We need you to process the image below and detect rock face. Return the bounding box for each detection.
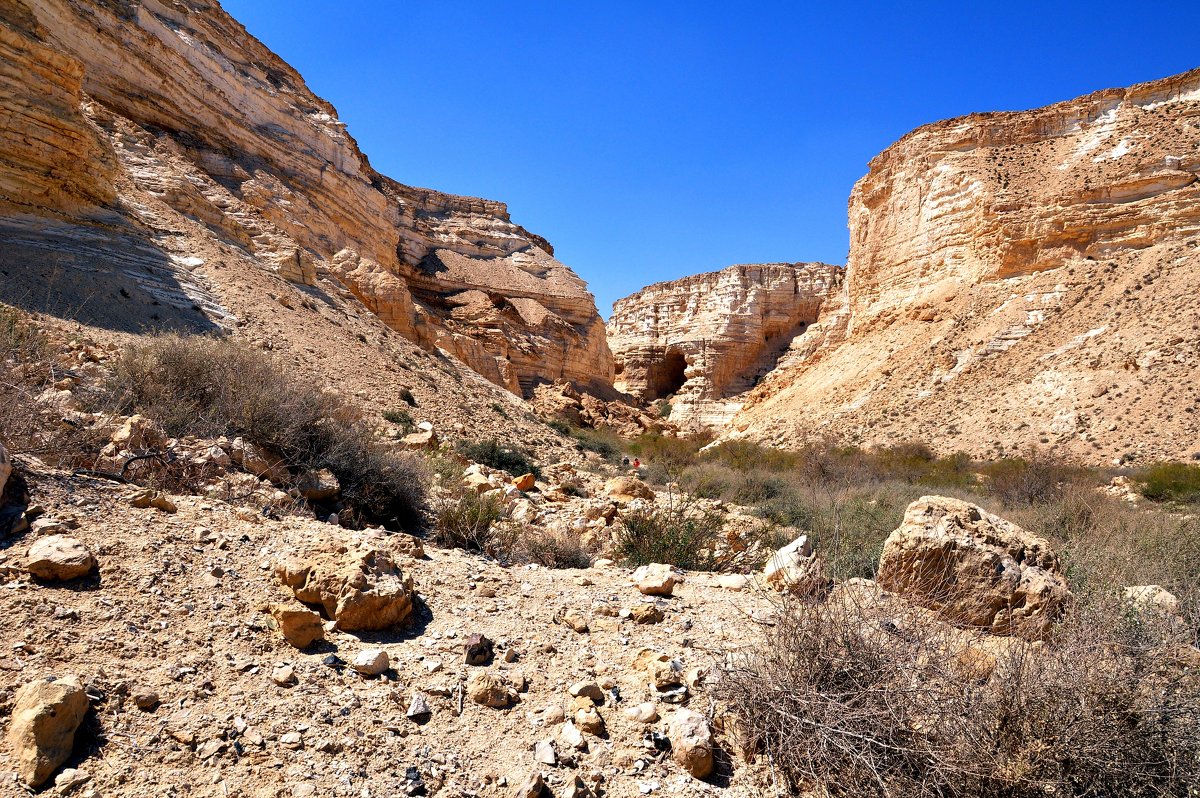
[608,262,841,428]
[7,675,90,787]
[0,0,612,397]
[877,496,1071,639]
[617,69,1200,463]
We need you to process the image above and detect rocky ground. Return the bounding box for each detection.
[0,457,780,798]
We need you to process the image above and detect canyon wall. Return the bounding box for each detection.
[616,68,1200,463]
[607,263,841,428]
[737,67,1200,463]
[0,0,613,396]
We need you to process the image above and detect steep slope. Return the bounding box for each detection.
[607,263,842,428]
[0,0,613,396]
[616,68,1200,464]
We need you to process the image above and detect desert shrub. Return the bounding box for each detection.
[383,408,414,430]
[700,439,801,472]
[109,335,425,529]
[397,387,417,407]
[546,419,572,436]
[455,439,539,478]
[1132,461,1200,504]
[432,490,507,554]
[615,494,725,571]
[979,450,1088,506]
[566,425,624,464]
[510,525,596,569]
[724,593,1200,798]
[657,400,672,418]
[625,433,710,476]
[0,304,47,366]
[680,462,738,500]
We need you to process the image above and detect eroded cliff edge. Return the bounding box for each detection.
[614,68,1200,463]
[0,0,613,396]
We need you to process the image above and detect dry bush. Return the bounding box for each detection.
[980,449,1091,506]
[724,592,1200,798]
[509,524,596,569]
[110,335,425,529]
[432,490,507,555]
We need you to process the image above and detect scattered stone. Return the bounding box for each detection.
[574,704,604,735]
[401,422,438,450]
[513,771,546,798]
[53,767,91,793]
[25,535,96,581]
[541,704,566,725]
[407,694,432,721]
[1125,584,1180,615]
[351,648,390,676]
[296,468,340,501]
[558,721,585,750]
[604,476,654,502]
[568,681,604,703]
[270,605,325,649]
[7,675,90,787]
[464,633,494,666]
[562,775,591,798]
[716,574,749,591]
[534,739,557,765]
[279,731,303,750]
[559,608,589,633]
[877,496,1072,639]
[624,702,658,724]
[271,664,297,686]
[630,604,664,624]
[513,473,536,492]
[468,670,516,708]
[632,564,676,596]
[668,707,714,779]
[133,690,160,712]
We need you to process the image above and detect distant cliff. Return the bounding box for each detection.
[0,0,613,396]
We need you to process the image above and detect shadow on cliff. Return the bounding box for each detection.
[0,216,222,336]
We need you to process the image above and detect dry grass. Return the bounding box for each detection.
[724,591,1200,798]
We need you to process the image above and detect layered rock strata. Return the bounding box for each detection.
[0,0,612,396]
[617,68,1200,462]
[607,262,841,428]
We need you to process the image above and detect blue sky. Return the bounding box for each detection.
[223,1,1200,316]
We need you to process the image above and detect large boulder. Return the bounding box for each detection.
[276,534,416,631]
[877,496,1070,639]
[26,536,97,581]
[7,676,90,787]
[604,476,654,502]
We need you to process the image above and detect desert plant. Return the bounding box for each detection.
[383,408,414,431]
[1132,461,1200,504]
[109,334,426,529]
[432,490,507,555]
[724,592,1200,798]
[510,524,596,569]
[455,438,540,478]
[979,450,1087,506]
[615,491,725,571]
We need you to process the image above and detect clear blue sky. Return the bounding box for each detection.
[222,1,1200,316]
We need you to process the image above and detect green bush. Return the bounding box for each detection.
[615,495,725,571]
[455,439,540,478]
[110,335,426,529]
[979,450,1086,506]
[383,408,414,430]
[1132,461,1200,504]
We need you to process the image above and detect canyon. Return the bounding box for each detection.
[613,68,1200,463]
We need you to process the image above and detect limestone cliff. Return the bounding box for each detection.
[0,0,613,396]
[617,68,1200,463]
[607,263,842,428]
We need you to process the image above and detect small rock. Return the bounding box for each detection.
[541,704,565,725]
[559,608,589,634]
[464,633,494,666]
[632,564,676,596]
[129,489,177,513]
[574,705,604,735]
[568,681,604,703]
[406,694,432,721]
[558,721,586,750]
[513,473,536,492]
[133,690,160,712]
[668,707,714,779]
[1124,584,1180,615]
[468,670,516,708]
[716,574,749,591]
[25,536,96,581]
[604,476,654,502]
[271,664,297,686]
[561,775,591,798]
[351,648,390,676]
[7,675,90,787]
[534,739,557,765]
[279,731,303,750]
[53,767,91,792]
[624,702,658,724]
[513,771,546,798]
[270,605,325,649]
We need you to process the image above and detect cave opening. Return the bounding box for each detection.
[649,347,688,400]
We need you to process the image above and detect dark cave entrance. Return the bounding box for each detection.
[648,347,688,400]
